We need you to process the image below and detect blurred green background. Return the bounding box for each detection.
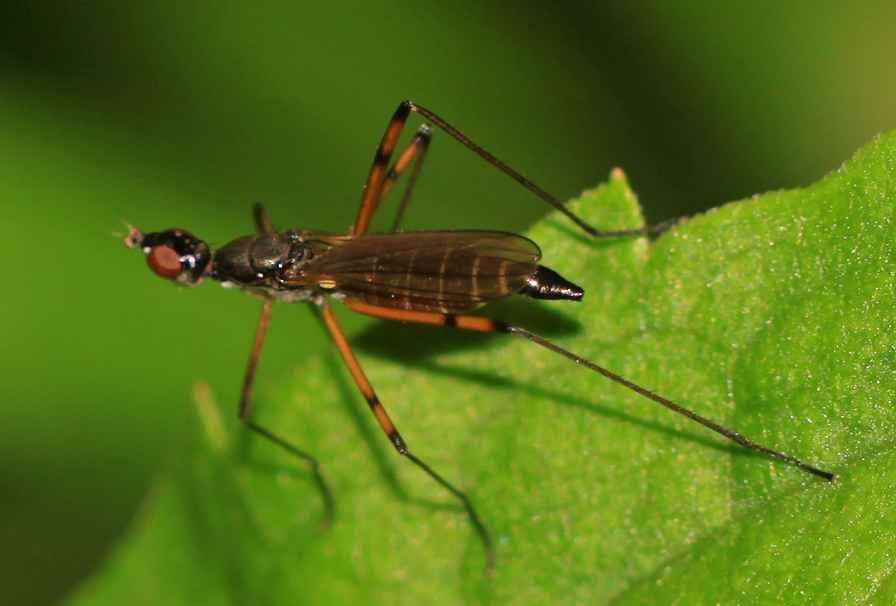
[1,2,894,604]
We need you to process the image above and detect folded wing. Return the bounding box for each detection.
[288,230,541,313]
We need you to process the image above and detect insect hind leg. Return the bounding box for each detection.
[343,299,835,482]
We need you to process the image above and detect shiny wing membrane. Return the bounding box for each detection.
[289,230,541,313]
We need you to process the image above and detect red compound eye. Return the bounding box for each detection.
[146,245,182,279]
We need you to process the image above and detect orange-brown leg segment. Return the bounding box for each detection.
[344,300,836,482]
[382,124,432,232]
[354,100,679,238]
[238,299,336,530]
[317,295,494,571]
[352,115,433,235]
[352,103,412,235]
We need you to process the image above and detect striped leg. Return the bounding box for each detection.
[352,121,433,234]
[316,295,494,571]
[353,102,413,235]
[354,100,679,238]
[381,124,432,232]
[238,299,336,530]
[344,300,836,482]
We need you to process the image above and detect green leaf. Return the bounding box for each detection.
[68,131,896,605]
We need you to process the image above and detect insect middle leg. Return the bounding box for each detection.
[380,124,433,232]
[354,100,678,238]
[351,122,433,234]
[315,294,494,570]
[353,112,436,234]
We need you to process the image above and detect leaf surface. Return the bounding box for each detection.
[69,131,896,605]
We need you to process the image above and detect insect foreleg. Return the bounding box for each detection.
[238,299,335,530]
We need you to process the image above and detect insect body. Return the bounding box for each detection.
[123,101,835,571]
[211,229,582,309]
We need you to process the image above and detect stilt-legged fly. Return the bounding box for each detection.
[122,100,835,571]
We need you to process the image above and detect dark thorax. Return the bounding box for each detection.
[211,231,320,302]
